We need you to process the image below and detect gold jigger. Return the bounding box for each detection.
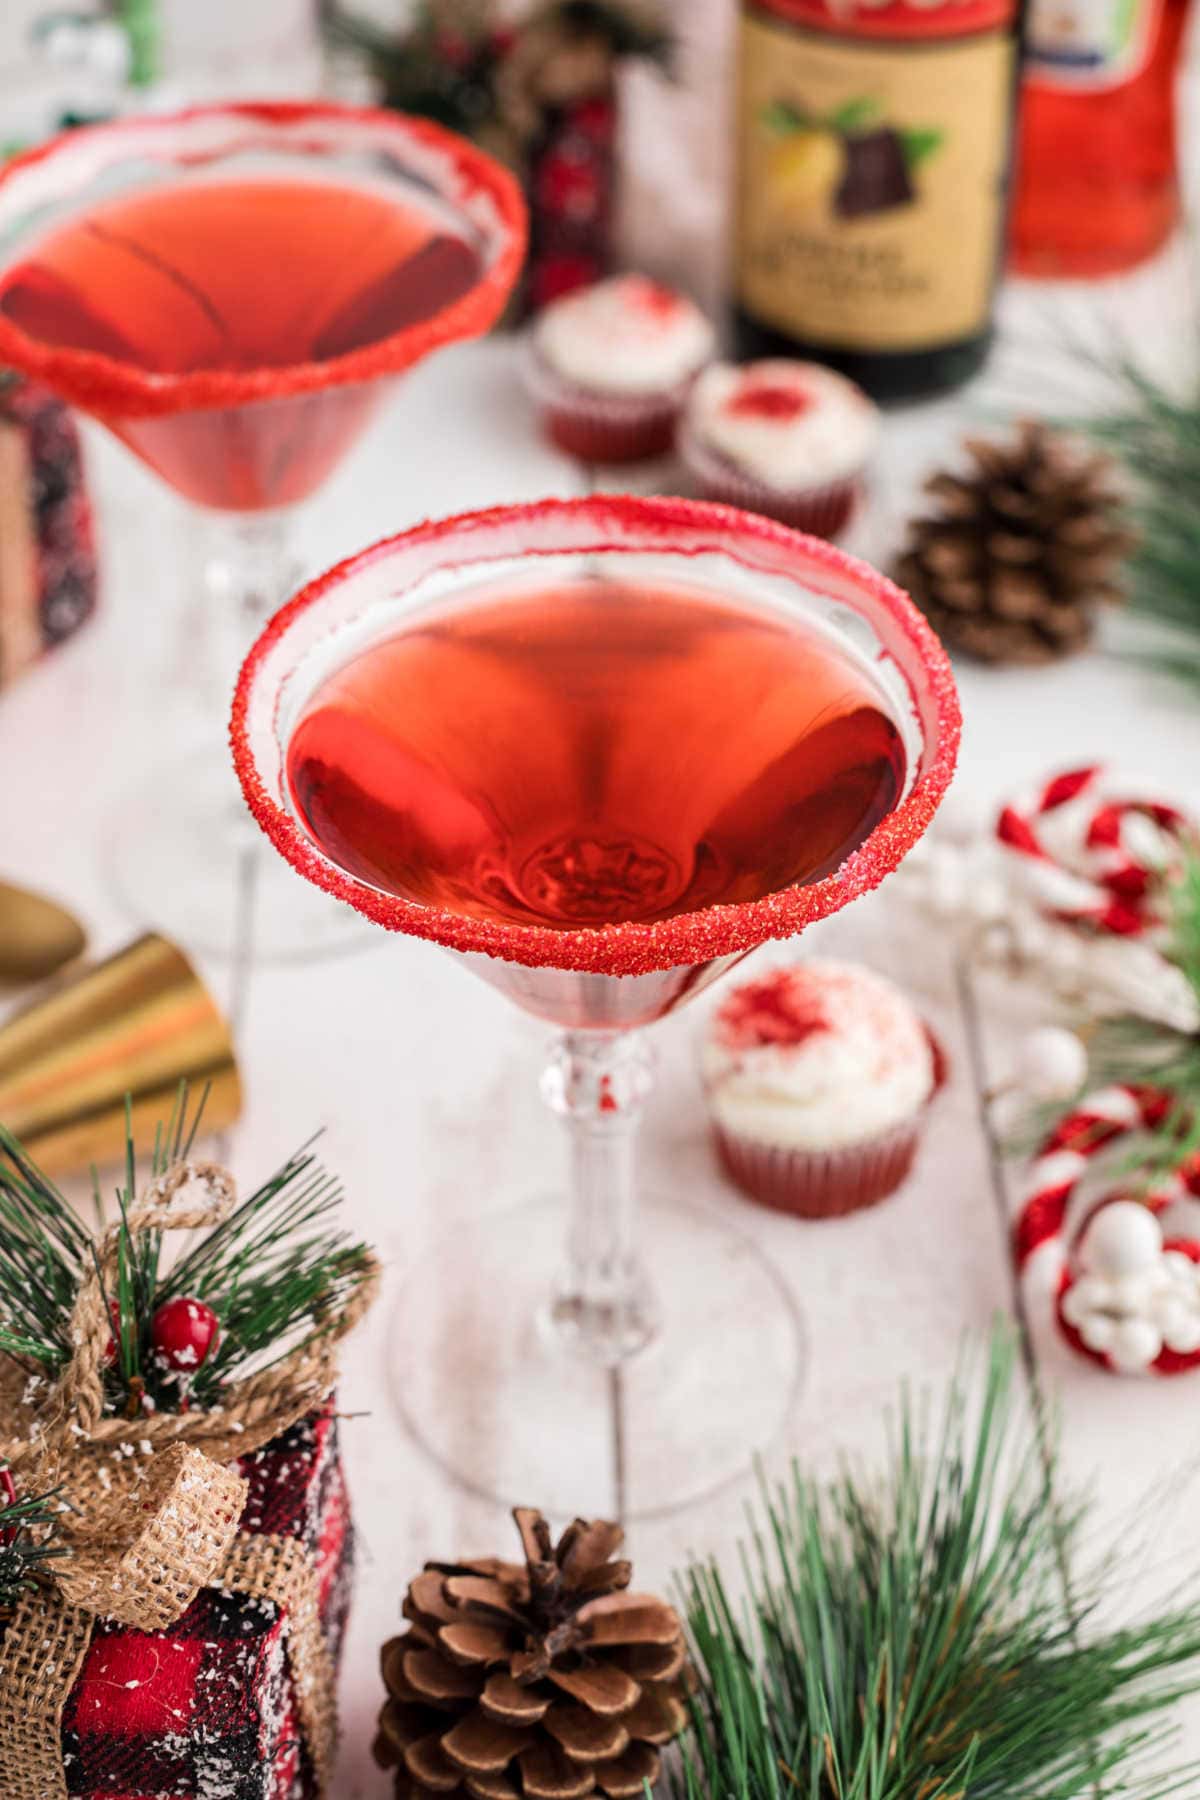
[0,879,87,984]
[0,934,241,1174]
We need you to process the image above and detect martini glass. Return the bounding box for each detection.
[0,101,525,957]
[232,495,960,1516]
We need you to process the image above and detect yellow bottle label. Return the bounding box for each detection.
[736,6,1017,352]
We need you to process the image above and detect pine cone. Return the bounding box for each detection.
[897,421,1135,665]
[374,1508,688,1800]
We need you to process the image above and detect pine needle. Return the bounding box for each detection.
[0,1097,374,1415]
[0,1482,70,1610]
[678,1331,1200,1800]
[1076,351,1200,687]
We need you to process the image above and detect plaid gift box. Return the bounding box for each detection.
[0,372,97,689]
[53,1400,353,1800]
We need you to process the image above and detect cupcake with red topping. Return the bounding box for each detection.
[679,359,878,538]
[526,273,715,464]
[703,960,939,1218]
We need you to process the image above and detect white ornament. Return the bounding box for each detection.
[1109,1271,1160,1315]
[1108,1316,1163,1373]
[1061,1275,1113,1328]
[1079,1201,1163,1280]
[1163,1250,1198,1281]
[1078,1313,1117,1354]
[1156,1299,1200,1356]
[988,1088,1028,1142]
[1015,1027,1088,1103]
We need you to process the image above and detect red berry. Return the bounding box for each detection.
[0,1467,17,1547]
[534,146,604,223]
[151,1297,220,1374]
[103,1298,122,1366]
[529,251,603,311]
[568,97,616,143]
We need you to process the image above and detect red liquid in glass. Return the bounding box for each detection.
[0,178,483,509]
[286,575,907,932]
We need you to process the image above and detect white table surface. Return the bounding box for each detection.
[4,255,1200,1795]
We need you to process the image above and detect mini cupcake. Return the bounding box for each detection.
[702,960,938,1218]
[526,274,715,464]
[679,359,878,538]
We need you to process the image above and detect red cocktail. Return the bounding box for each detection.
[0,103,525,954]
[286,576,905,940]
[234,495,960,1513]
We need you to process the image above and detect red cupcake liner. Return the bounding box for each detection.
[710,1025,946,1219]
[677,415,865,540]
[523,340,694,465]
[712,1115,925,1219]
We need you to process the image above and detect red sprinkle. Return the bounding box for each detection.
[232,495,961,980]
[727,382,813,422]
[716,971,830,1050]
[625,277,682,319]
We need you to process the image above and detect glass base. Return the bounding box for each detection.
[389,1193,805,1519]
[103,744,374,962]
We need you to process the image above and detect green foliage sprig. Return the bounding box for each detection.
[679,1333,1200,1800]
[323,0,672,140]
[0,1482,69,1612]
[1074,849,1200,1181]
[0,1091,374,1415]
[1079,354,1200,688]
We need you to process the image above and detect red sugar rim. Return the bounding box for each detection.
[231,494,962,977]
[0,99,528,419]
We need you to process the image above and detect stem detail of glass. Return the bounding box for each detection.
[203,511,302,716]
[541,1030,658,1364]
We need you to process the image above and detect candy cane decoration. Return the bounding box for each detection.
[996,764,1190,940]
[1014,1084,1200,1375]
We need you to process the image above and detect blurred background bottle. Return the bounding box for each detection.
[732,0,1024,402]
[1011,0,1190,276]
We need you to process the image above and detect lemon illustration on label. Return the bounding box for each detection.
[760,96,944,222]
[768,128,846,212]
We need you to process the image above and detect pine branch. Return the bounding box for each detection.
[1072,848,1200,1182]
[156,1141,374,1407]
[0,1094,374,1416]
[1077,353,1200,688]
[547,1,674,63]
[0,1126,93,1368]
[0,1482,69,1611]
[678,1332,1200,1800]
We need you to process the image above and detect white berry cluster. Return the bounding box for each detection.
[1062,1200,1200,1373]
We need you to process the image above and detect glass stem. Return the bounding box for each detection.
[541,1029,658,1364]
[202,510,302,718]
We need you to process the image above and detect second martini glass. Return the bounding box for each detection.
[233,496,960,1515]
[0,100,525,957]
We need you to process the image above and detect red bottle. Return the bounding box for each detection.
[1011,0,1190,277]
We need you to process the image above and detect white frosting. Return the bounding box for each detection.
[703,960,934,1151]
[534,275,715,396]
[686,359,879,487]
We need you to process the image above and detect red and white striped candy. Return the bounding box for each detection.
[996,764,1191,940]
[1014,1083,1200,1376]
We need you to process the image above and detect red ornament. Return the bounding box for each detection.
[1014,1083,1200,1377]
[0,1465,17,1547]
[150,1297,220,1374]
[102,1298,122,1366]
[534,144,604,224]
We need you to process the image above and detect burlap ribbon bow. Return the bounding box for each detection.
[0,1160,379,1800]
